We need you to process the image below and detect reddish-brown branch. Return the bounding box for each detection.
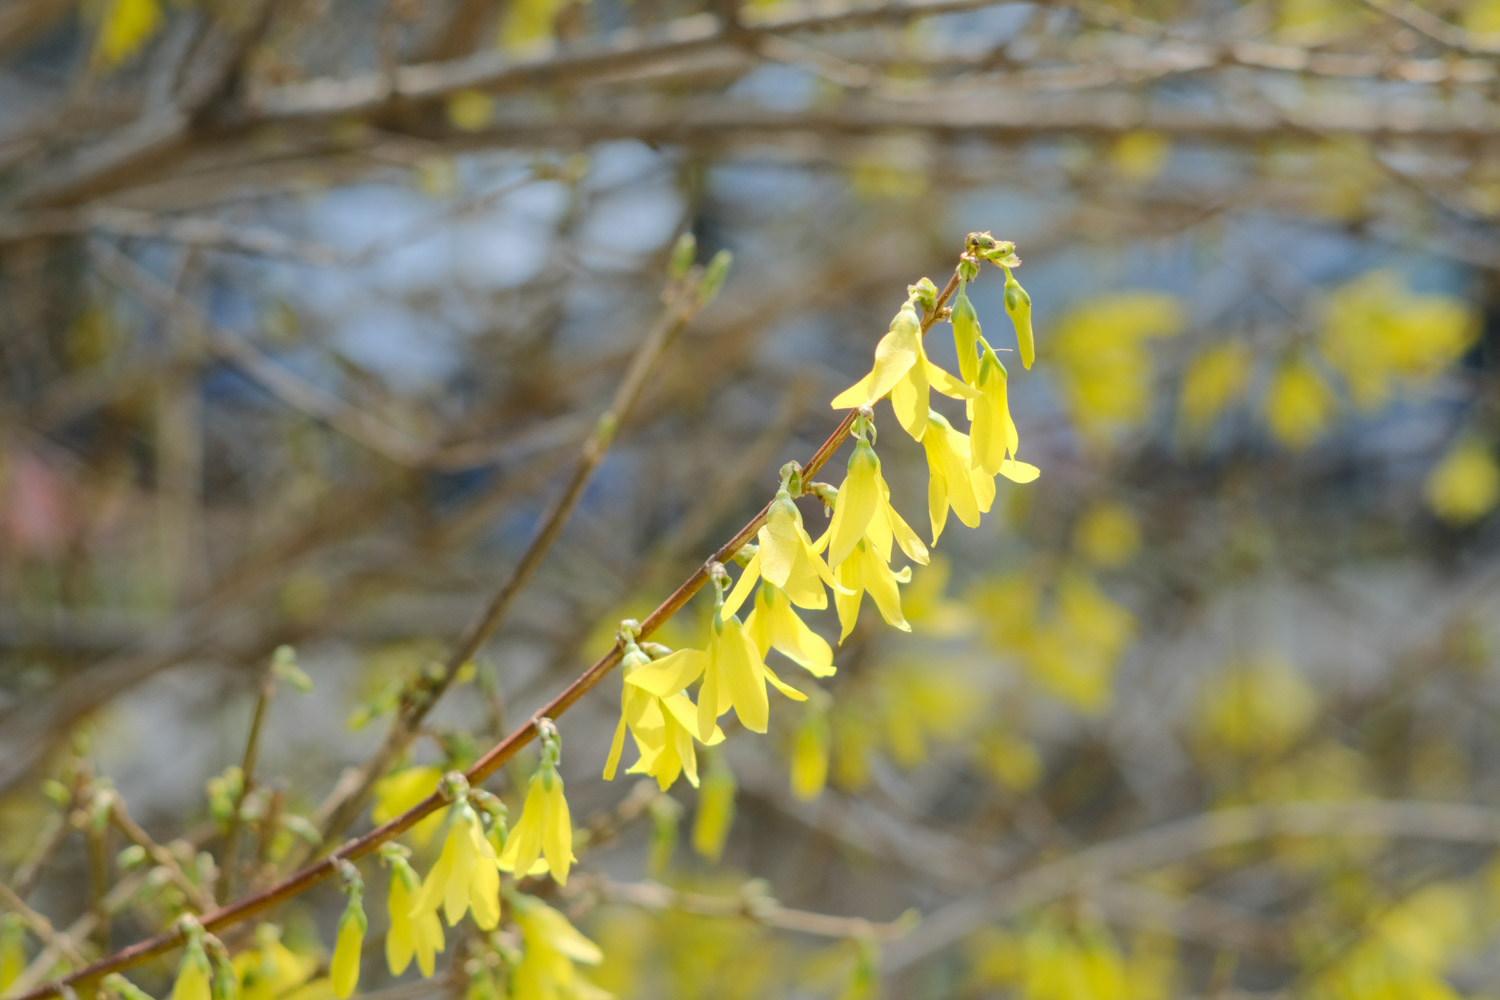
[9,252,967,1000]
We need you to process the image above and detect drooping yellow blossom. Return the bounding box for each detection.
[329,896,366,999]
[604,642,664,782]
[832,538,912,641]
[606,637,725,791]
[1177,341,1252,438]
[171,941,213,1000]
[1424,438,1500,526]
[789,709,830,801]
[970,343,1039,483]
[627,610,806,741]
[625,690,725,791]
[372,766,445,847]
[510,894,608,1000]
[1264,357,1337,450]
[498,756,575,886]
[692,753,736,862]
[412,801,501,929]
[827,437,882,569]
[921,412,996,543]
[831,299,976,440]
[744,582,835,677]
[824,436,929,570]
[385,854,444,978]
[753,490,840,608]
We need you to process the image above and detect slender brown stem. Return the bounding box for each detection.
[9,248,968,1000]
[219,667,278,900]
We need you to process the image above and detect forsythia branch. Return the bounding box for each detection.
[6,239,971,1000]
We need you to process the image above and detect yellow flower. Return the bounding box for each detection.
[831,300,976,440]
[171,943,212,1000]
[510,894,608,1000]
[372,766,445,847]
[607,640,726,791]
[752,491,840,608]
[411,802,501,929]
[921,412,996,543]
[604,643,668,781]
[832,538,912,641]
[970,344,1039,483]
[1264,358,1336,450]
[626,614,806,741]
[498,762,575,886]
[385,856,444,978]
[1424,438,1500,525]
[330,899,366,999]
[825,438,929,570]
[744,582,834,677]
[625,690,725,791]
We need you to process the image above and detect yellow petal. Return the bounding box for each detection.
[761,661,808,702]
[330,912,364,999]
[541,781,573,885]
[502,782,546,887]
[1000,459,1040,484]
[827,441,881,568]
[925,357,980,400]
[830,371,876,409]
[718,618,770,733]
[889,360,929,441]
[661,692,724,745]
[602,713,629,782]
[883,488,930,566]
[722,552,761,619]
[860,548,911,632]
[833,555,864,642]
[697,657,722,743]
[970,355,1011,477]
[758,497,802,589]
[765,592,835,677]
[386,879,415,976]
[625,647,706,697]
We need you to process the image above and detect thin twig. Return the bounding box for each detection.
[218,665,279,901]
[567,875,912,941]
